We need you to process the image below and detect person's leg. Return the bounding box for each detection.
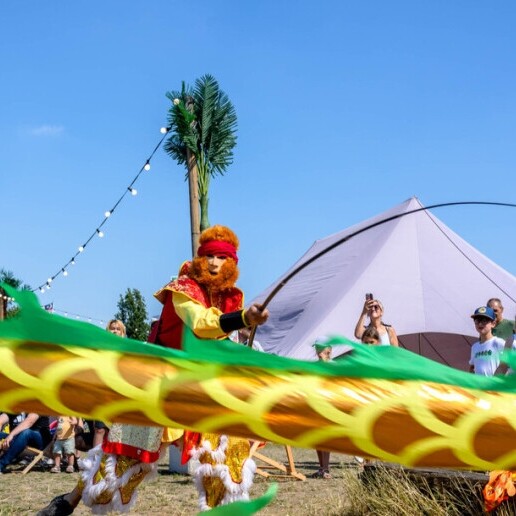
[0,429,42,472]
[320,451,331,477]
[65,454,75,473]
[36,487,80,516]
[52,453,62,473]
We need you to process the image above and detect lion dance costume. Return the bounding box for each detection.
[38,225,257,515]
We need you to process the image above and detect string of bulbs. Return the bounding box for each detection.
[45,306,107,327]
[35,126,171,294]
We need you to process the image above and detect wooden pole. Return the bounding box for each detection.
[186,96,200,257]
[186,148,200,257]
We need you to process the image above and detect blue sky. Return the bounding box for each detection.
[2,1,515,325]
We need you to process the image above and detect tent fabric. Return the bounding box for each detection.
[255,197,516,369]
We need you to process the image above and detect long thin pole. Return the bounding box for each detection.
[248,200,516,347]
[186,97,200,257]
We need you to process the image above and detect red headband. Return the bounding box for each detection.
[197,241,238,263]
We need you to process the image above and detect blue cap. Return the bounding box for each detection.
[471,306,495,321]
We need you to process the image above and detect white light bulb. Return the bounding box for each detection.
[144,163,151,171]
[97,230,104,238]
[40,287,45,293]
[104,211,111,218]
[131,188,138,196]
[71,259,76,265]
[63,270,68,277]
[160,127,168,134]
[173,98,180,105]
[79,246,84,252]
[47,277,53,283]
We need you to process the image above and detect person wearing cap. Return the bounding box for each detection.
[311,337,333,478]
[468,306,513,376]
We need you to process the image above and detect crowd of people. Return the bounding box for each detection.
[307,295,515,479]
[0,224,514,513]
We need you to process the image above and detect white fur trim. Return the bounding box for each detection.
[193,435,256,511]
[79,446,157,514]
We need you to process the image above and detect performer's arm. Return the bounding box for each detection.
[173,292,269,339]
[173,292,229,339]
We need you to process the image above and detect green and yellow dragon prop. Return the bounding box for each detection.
[1,284,516,472]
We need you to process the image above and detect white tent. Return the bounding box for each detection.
[255,197,516,370]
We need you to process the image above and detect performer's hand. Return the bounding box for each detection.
[244,303,269,327]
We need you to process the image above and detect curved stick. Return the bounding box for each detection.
[248,200,516,347]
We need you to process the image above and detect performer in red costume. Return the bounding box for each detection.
[152,224,269,510]
[37,225,269,515]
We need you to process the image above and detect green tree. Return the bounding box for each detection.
[0,269,31,320]
[165,74,238,253]
[115,288,150,341]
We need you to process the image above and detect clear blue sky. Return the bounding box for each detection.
[2,1,515,325]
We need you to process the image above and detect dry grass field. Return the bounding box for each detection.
[0,445,512,515]
[0,446,355,516]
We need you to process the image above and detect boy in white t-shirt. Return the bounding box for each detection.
[469,306,508,376]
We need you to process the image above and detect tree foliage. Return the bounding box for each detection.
[114,288,150,341]
[0,269,31,320]
[164,74,238,230]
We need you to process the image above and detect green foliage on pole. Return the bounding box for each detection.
[115,288,150,341]
[164,74,238,231]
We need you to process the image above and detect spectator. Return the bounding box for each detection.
[231,327,265,352]
[354,298,399,346]
[92,320,128,448]
[311,337,333,479]
[469,306,514,375]
[361,327,381,345]
[487,298,514,343]
[74,419,94,453]
[0,412,51,473]
[51,416,78,473]
[106,319,126,338]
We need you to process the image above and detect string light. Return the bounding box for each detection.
[34,127,169,294]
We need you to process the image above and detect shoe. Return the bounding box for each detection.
[50,466,60,473]
[36,494,74,516]
[65,465,74,473]
[311,469,331,479]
